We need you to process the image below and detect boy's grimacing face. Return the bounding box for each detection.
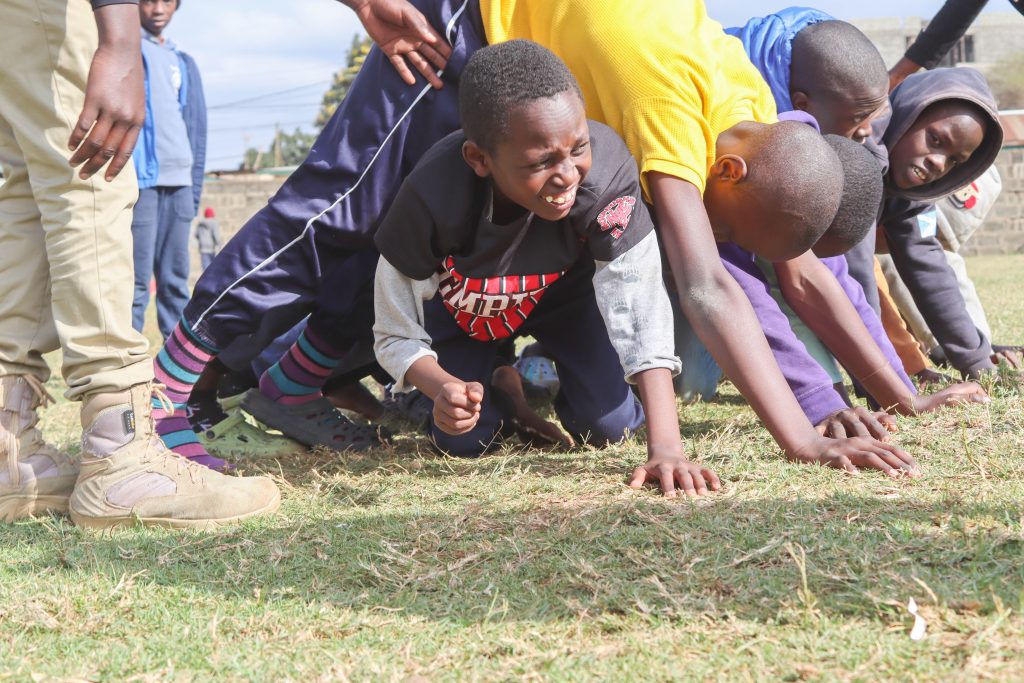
[887,101,986,190]
[792,85,888,142]
[462,91,592,223]
[139,0,178,36]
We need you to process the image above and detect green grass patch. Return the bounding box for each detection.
[3,255,1024,681]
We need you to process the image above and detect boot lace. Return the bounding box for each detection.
[144,384,205,484]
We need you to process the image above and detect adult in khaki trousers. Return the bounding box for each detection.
[0,0,279,528]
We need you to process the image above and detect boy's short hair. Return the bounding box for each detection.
[459,40,584,152]
[743,121,843,253]
[812,135,884,257]
[790,20,887,98]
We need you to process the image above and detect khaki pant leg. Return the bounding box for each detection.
[0,115,58,384]
[0,0,152,401]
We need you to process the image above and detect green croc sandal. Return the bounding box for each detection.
[198,410,305,460]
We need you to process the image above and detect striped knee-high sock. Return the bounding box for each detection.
[258,327,341,403]
[153,321,226,469]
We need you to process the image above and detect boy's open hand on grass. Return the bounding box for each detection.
[348,0,452,88]
[790,435,920,478]
[816,407,897,441]
[911,381,989,413]
[432,381,484,435]
[629,447,721,498]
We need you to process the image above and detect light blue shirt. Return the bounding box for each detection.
[141,31,193,187]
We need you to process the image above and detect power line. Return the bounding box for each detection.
[209,120,315,133]
[210,102,324,110]
[207,80,330,110]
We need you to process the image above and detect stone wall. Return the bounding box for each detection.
[197,173,287,243]
[964,147,1024,255]
[188,172,287,284]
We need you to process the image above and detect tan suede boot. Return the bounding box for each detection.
[0,375,78,522]
[69,383,281,529]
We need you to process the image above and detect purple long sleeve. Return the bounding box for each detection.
[718,244,849,425]
[820,255,916,394]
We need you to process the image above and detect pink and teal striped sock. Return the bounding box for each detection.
[258,327,341,404]
[153,321,227,470]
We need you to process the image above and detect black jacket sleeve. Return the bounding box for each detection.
[904,0,989,69]
[881,198,995,377]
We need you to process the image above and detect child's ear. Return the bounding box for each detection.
[791,90,811,112]
[712,154,748,183]
[462,140,492,178]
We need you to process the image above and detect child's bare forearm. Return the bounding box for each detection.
[405,356,464,401]
[773,254,915,414]
[633,367,684,458]
[647,173,829,458]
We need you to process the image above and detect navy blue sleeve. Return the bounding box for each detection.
[904,0,988,69]
[91,0,139,8]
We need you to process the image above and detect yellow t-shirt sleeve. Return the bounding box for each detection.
[623,96,714,199]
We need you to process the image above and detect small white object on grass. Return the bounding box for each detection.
[907,597,927,640]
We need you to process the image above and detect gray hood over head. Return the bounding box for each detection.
[872,67,1003,202]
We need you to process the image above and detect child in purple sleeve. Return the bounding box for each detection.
[677,11,989,440]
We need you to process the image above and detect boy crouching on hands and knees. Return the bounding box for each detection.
[373,41,718,497]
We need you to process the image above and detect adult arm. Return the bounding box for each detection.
[882,202,995,378]
[69,2,145,181]
[649,173,916,477]
[336,0,451,88]
[890,0,989,89]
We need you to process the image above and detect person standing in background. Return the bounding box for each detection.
[131,0,207,339]
[195,206,221,271]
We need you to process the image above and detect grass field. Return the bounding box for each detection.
[2,255,1023,682]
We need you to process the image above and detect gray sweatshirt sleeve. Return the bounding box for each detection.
[373,257,440,393]
[882,200,995,377]
[592,230,681,382]
[91,0,138,7]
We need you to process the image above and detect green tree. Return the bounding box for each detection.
[316,34,373,129]
[242,127,318,171]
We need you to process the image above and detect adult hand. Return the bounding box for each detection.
[815,406,897,441]
[432,381,483,435]
[912,382,989,413]
[629,446,721,498]
[69,5,145,181]
[790,435,920,478]
[351,0,452,88]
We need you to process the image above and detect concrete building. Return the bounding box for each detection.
[850,11,1023,73]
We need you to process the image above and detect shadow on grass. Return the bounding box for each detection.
[3,490,1020,628]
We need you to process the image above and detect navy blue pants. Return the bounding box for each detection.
[181,0,484,363]
[132,186,193,338]
[424,258,645,457]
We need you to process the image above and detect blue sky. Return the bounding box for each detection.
[164,1,1006,171]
